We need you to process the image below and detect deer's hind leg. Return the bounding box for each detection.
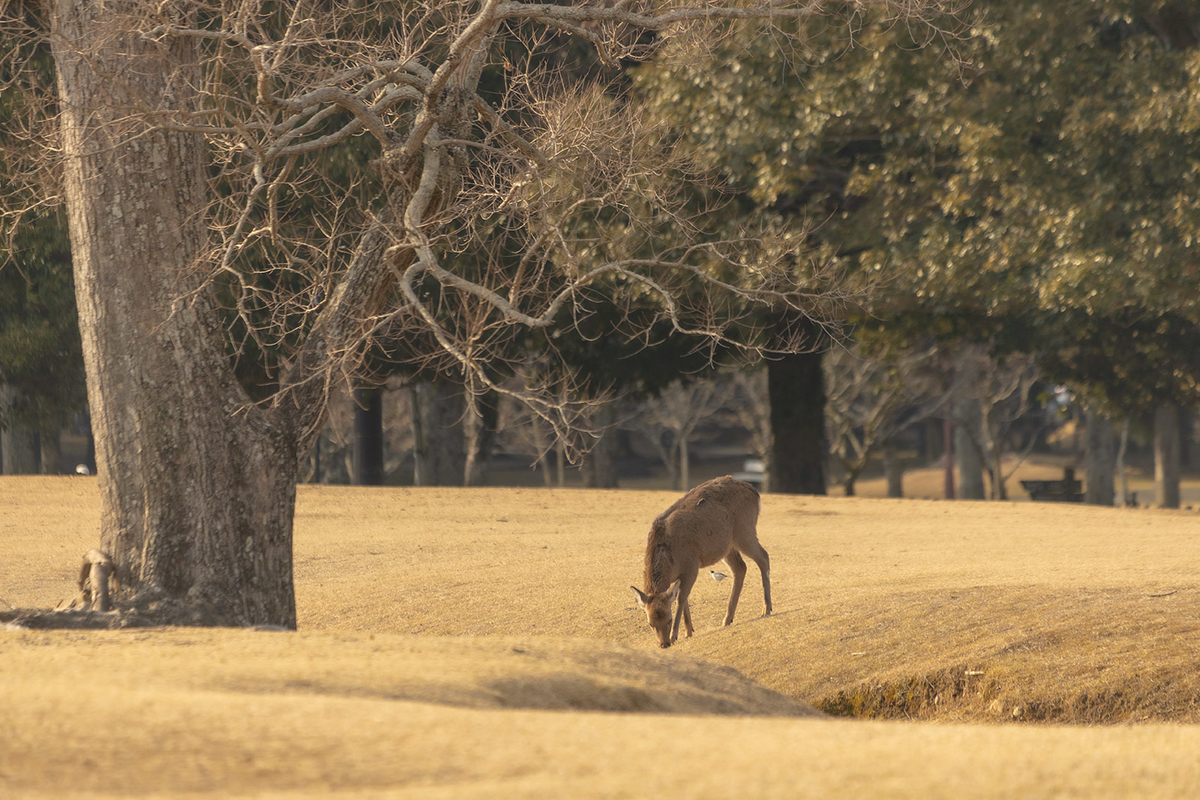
[739,539,772,616]
[722,550,748,626]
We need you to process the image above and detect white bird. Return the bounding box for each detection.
[710,570,729,582]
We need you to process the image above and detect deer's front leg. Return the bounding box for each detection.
[670,572,698,642]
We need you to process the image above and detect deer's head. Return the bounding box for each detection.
[630,581,680,648]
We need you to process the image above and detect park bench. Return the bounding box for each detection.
[1020,467,1083,503]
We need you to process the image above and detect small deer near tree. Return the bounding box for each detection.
[631,477,771,648]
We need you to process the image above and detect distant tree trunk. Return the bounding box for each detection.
[1084,407,1115,506]
[583,404,619,488]
[411,381,466,486]
[767,351,827,495]
[52,3,299,626]
[1154,404,1182,508]
[679,435,691,490]
[555,439,567,487]
[1180,409,1195,470]
[1117,419,1131,506]
[39,425,62,474]
[352,384,385,486]
[1,426,40,474]
[1,383,38,474]
[883,436,904,498]
[82,407,96,475]
[920,417,942,464]
[942,417,955,499]
[955,397,986,500]
[464,389,499,486]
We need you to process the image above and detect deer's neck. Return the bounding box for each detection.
[644,520,675,592]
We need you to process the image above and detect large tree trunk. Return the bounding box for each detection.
[52,1,299,627]
[352,384,385,486]
[767,351,827,495]
[1154,404,1182,509]
[1084,407,1115,506]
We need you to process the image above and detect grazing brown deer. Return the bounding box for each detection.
[630,476,771,648]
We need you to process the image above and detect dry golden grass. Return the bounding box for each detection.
[4,476,1200,797]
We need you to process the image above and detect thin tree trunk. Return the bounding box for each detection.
[1084,407,1115,506]
[767,351,827,495]
[352,384,385,485]
[52,2,299,626]
[678,433,691,490]
[583,404,619,488]
[0,383,39,474]
[943,416,955,499]
[955,397,986,500]
[1154,404,1182,508]
[39,424,62,475]
[1,426,40,474]
[1117,419,1131,506]
[991,451,1008,500]
[412,381,466,486]
[555,439,566,487]
[465,390,499,486]
[883,436,904,498]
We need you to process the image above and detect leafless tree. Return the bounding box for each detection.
[2,0,962,626]
[632,376,732,490]
[951,345,1043,501]
[824,340,945,496]
[730,368,773,489]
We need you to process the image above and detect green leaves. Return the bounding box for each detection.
[638,1,1200,407]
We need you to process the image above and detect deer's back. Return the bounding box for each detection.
[657,476,761,565]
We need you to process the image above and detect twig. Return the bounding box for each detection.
[1147,590,1178,598]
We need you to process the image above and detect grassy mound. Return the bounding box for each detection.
[5,477,1200,725]
[6,477,1200,797]
[0,627,816,717]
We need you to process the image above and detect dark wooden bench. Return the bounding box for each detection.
[1020,468,1083,503]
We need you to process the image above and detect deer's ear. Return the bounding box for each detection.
[665,580,681,604]
[631,586,650,608]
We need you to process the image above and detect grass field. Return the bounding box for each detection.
[3,476,1200,798]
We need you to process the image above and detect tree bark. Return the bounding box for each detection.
[352,384,385,485]
[1084,407,1115,506]
[767,352,827,495]
[955,397,986,500]
[1154,404,1182,509]
[52,1,298,626]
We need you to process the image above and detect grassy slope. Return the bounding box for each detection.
[3,476,1200,797]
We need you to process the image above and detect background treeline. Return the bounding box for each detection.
[4,0,1199,505]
